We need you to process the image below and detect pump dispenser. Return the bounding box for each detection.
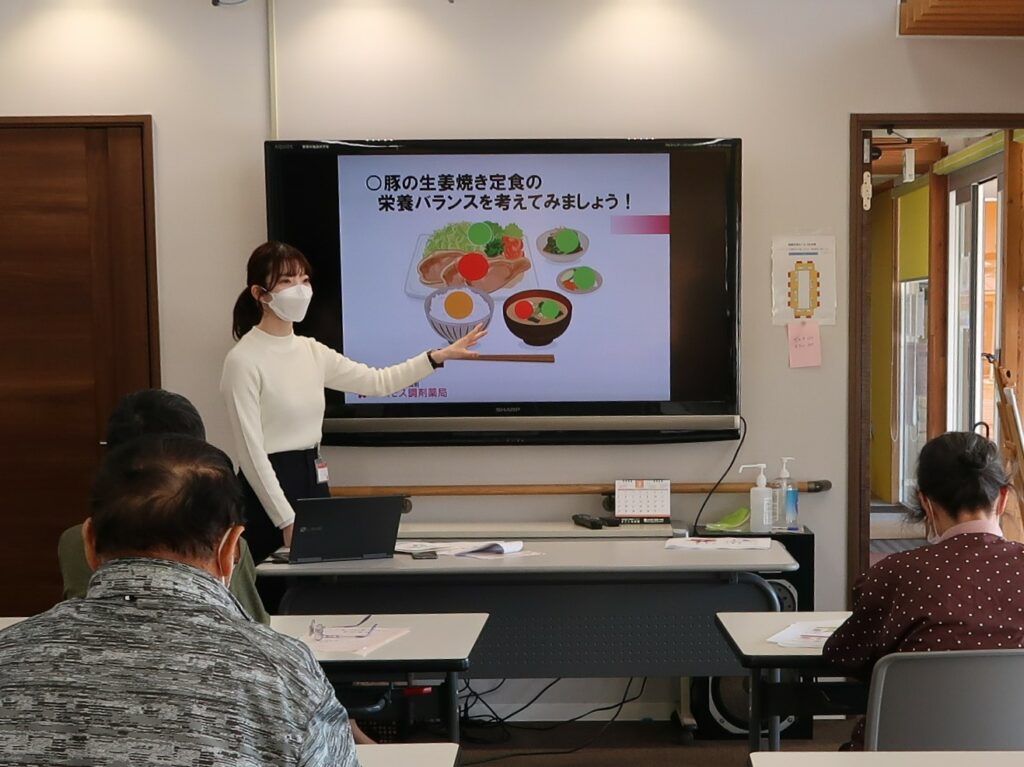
[769,457,799,531]
[739,463,773,533]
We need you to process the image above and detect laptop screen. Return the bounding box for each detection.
[289,496,405,563]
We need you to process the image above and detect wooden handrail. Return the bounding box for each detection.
[330,480,832,498]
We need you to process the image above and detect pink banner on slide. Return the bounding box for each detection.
[610,215,671,235]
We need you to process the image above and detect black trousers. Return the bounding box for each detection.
[239,447,330,564]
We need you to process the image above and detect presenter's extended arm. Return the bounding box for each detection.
[318,323,487,392]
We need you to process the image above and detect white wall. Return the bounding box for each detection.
[0,0,269,458]
[5,0,1024,720]
[270,0,1024,608]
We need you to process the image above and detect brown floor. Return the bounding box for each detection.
[455,719,851,767]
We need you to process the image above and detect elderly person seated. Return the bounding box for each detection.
[58,388,269,624]
[823,430,1024,749]
[0,434,358,766]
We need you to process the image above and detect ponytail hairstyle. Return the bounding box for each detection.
[910,431,1010,523]
[231,241,312,340]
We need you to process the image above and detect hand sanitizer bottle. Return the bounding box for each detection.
[769,457,799,531]
[739,464,772,533]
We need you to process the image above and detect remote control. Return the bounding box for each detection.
[572,513,605,530]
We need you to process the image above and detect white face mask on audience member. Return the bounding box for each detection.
[920,496,942,545]
[265,283,312,323]
[215,526,243,588]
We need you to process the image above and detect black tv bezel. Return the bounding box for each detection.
[265,137,741,446]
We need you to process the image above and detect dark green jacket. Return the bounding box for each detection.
[57,523,270,625]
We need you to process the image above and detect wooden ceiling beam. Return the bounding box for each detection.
[870,138,947,176]
[909,0,1024,13]
[901,0,1024,36]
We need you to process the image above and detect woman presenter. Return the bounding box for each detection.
[221,241,485,563]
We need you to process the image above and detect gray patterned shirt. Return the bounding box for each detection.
[0,558,359,767]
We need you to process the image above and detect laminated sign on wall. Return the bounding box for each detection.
[771,236,837,325]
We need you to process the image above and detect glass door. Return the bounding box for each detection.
[899,280,928,505]
[978,178,1003,439]
[947,173,1004,436]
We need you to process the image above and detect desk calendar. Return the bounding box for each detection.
[614,479,671,521]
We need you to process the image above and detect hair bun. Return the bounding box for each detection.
[958,451,987,470]
[959,437,997,471]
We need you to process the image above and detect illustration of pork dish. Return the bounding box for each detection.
[418,221,532,294]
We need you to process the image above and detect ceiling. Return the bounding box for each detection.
[869,129,1002,188]
[900,0,1024,36]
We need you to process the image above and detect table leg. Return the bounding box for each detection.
[768,667,781,751]
[748,666,762,752]
[446,671,460,743]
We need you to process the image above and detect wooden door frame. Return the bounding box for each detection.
[848,113,1024,601]
[0,115,159,381]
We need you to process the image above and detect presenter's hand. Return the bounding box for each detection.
[435,323,488,363]
[281,523,294,548]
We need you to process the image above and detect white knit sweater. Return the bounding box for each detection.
[221,328,434,528]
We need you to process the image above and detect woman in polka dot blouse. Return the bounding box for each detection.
[823,431,1024,749]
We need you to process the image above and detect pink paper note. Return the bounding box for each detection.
[787,320,821,368]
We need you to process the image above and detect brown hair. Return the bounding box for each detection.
[231,241,312,339]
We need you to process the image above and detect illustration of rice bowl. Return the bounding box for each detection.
[424,286,494,342]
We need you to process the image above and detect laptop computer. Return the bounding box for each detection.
[286,496,406,564]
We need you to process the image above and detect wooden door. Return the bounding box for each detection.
[847,123,874,589]
[0,117,158,615]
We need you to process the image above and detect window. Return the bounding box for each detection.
[947,170,1003,437]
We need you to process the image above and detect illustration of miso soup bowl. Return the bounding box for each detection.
[423,286,494,343]
[502,289,573,347]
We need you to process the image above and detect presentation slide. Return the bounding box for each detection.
[337,153,671,404]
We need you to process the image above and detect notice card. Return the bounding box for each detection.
[771,235,837,325]
[787,320,822,368]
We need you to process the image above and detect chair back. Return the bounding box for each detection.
[864,649,1024,750]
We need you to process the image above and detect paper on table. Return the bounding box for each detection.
[766,620,845,648]
[664,537,772,550]
[396,540,524,556]
[302,626,410,657]
[461,550,543,560]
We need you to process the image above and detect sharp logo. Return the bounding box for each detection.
[495,407,520,413]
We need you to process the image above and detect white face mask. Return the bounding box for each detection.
[266,283,312,323]
[921,498,942,544]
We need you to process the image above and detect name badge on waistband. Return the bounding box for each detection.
[315,458,329,484]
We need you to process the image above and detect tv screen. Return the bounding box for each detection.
[265,138,740,446]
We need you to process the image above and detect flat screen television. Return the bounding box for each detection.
[265,138,740,446]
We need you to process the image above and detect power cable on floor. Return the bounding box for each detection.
[461,677,643,765]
